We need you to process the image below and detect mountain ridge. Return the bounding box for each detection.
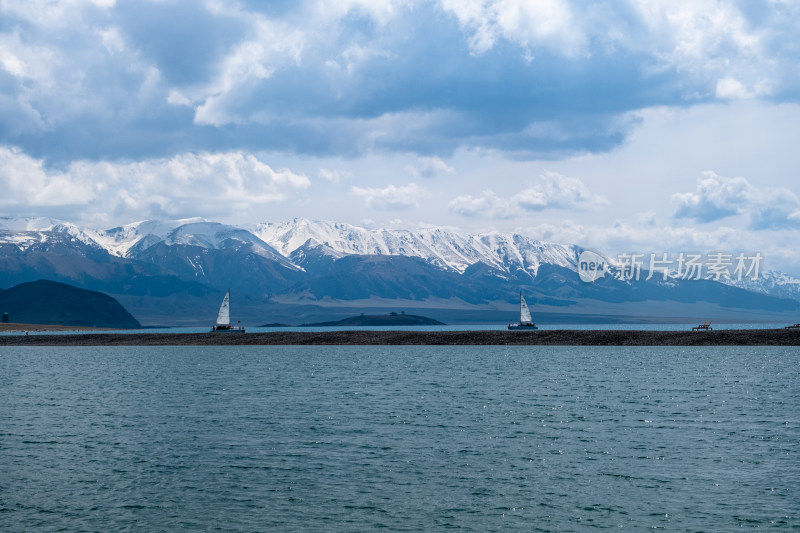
[1,216,799,326]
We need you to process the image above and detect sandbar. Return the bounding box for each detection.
[1,329,800,346]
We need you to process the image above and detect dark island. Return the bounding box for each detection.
[2,328,800,346]
[298,312,445,327]
[0,280,141,329]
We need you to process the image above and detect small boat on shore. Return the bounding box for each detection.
[211,290,245,333]
[508,292,537,330]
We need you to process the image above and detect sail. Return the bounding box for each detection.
[216,290,231,326]
[520,294,532,324]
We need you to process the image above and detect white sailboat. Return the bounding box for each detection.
[211,289,245,332]
[508,292,537,330]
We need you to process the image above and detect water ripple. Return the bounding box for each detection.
[1,345,798,531]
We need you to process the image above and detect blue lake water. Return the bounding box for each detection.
[1,322,796,335]
[1,345,798,531]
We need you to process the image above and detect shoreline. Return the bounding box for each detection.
[0,323,111,332]
[1,329,800,346]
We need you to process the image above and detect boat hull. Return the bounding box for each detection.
[211,325,246,333]
[508,323,538,330]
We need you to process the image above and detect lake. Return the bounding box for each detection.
[1,345,798,531]
[2,322,796,336]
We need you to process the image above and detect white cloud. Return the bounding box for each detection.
[171,16,306,126]
[0,146,97,205]
[632,1,760,73]
[439,0,774,98]
[0,147,310,224]
[527,218,749,258]
[0,31,55,85]
[673,171,800,229]
[350,182,428,210]
[513,171,607,211]
[448,190,513,219]
[715,77,752,99]
[316,0,404,27]
[448,172,605,219]
[405,156,456,178]
[2,0,800,165]
[748,187,800,231]
[636,211,658,227]
[0,0,799,271]
[318,168,351,183]
[173,0,406,128]
[441,0,583,56]
[714,77,771,100]
[672,171,751,221]
[0,6,174,145]
[0,0,114,28]
[523,215,800,275]
[97,26,125,55]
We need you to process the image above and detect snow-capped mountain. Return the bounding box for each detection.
[253,219,489,271]
[85,218,203,257]
[0,216,106,254]
[3,216,799,294]
[2,216,799,326]
[0,216,68,232]
[723,270,800,302]
[252,218,579,276]
[53,218,297,270]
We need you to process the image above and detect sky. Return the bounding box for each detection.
[1,0,800,272]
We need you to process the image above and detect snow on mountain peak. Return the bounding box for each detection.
[0,216,65,232]
[162,221,286,254]
[722,269,800,301]
[253,218,389,258]
[0,216,102,252]
[85,218,207,257]
[252,218,578,275]
[5,216,798,301]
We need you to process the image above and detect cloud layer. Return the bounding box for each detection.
[673,171,800,230]
[449,172,607,218]
[2,1,800,163]
[351,183,428,210]
[0,147,309,224]
[1,1,799,273]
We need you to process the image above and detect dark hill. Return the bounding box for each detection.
[300,313,445,327]
[0,279,141,328]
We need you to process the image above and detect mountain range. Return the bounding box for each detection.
[1,216,799,326]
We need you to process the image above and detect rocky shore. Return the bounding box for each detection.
[2,328,800,346]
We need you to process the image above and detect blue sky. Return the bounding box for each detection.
[1,0,799,271]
